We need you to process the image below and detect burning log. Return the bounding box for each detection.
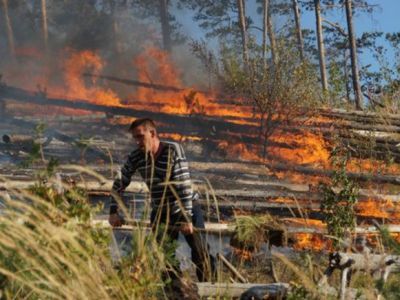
[83,73,187,93]
[0,85,257,136]
[2,85,399,166]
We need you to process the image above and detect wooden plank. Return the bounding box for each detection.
[266,162,400,185]
[91,219,400,235]
[195,282,289,298]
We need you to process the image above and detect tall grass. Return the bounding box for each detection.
[0,168,174,299]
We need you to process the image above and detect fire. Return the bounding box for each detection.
[293,233,331,251]
[130,47,252,118]
[232,247,253,260]
[283,218,326,229]
[217,141,264,162]
[269,131,330,167]
[62,50,121,107]
[271,170,328,185]
[347,158,400,175]
[303,116,335,126]
[356,199,400,221]
[5,49,122,116]
[159,132,202,142]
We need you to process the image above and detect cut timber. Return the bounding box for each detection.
[196,282,289,298]
[4,116,111,161]
[91,220,400,235]
[19,113,107,122]
[336,121,400,134]
[266,162,400,185]
[0,180,147,193]
[2,178,400,203]
[320,108,400,124]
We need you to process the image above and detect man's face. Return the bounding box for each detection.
[131,125,155,152]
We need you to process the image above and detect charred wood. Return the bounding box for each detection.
[3,116,111,162]
[0,85,259,136]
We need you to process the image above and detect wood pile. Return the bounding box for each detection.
[1,83,400,243]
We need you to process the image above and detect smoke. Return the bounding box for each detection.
[0,1,209,101]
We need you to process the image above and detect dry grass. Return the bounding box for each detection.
[0,168,174,299]
[2,164,400,299]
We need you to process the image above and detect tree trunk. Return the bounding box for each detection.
[41,0,48,51]
[237,0,249,66]
[107,0,121,55]
[266,0,277,66]
[292,0,304,60]
[345,0,363,110]
[158,0,171,51]
[314,0,328,92]
[343,50,351,102]
[1,0,15,58]
[262,0,268,64]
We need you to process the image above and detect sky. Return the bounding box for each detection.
[175,1,400,73]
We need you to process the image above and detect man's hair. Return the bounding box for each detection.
[129,118,157,131]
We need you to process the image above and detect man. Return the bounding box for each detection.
[109,118,215,282]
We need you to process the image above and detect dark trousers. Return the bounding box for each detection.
[150,204,216,282]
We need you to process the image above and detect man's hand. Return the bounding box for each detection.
[109,213,124,227]
[180,222,194,235]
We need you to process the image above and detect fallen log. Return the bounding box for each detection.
[266,162,400,185]
[3,116,112,162]
[195,282,289,298]
[91,219,400,234]
[83,73,188,93]
[3,176,400,204]
[4,85,399,167]
[0,85,259,137]
[17,113,108,122]
[320,108,400,125]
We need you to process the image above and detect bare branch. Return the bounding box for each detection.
[322,19,347,37]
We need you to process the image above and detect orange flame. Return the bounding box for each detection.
[62,50,121,106]
[269,131,330,167]
[293,233,331,251]
[217,141,264,162]
[159,132,202,142]
[347,158,400,175]
[356,199,400,221]
[131,47,252,118]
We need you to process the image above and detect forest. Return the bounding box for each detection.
[1,0,400,299]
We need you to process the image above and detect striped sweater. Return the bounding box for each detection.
[110,141,194,220]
